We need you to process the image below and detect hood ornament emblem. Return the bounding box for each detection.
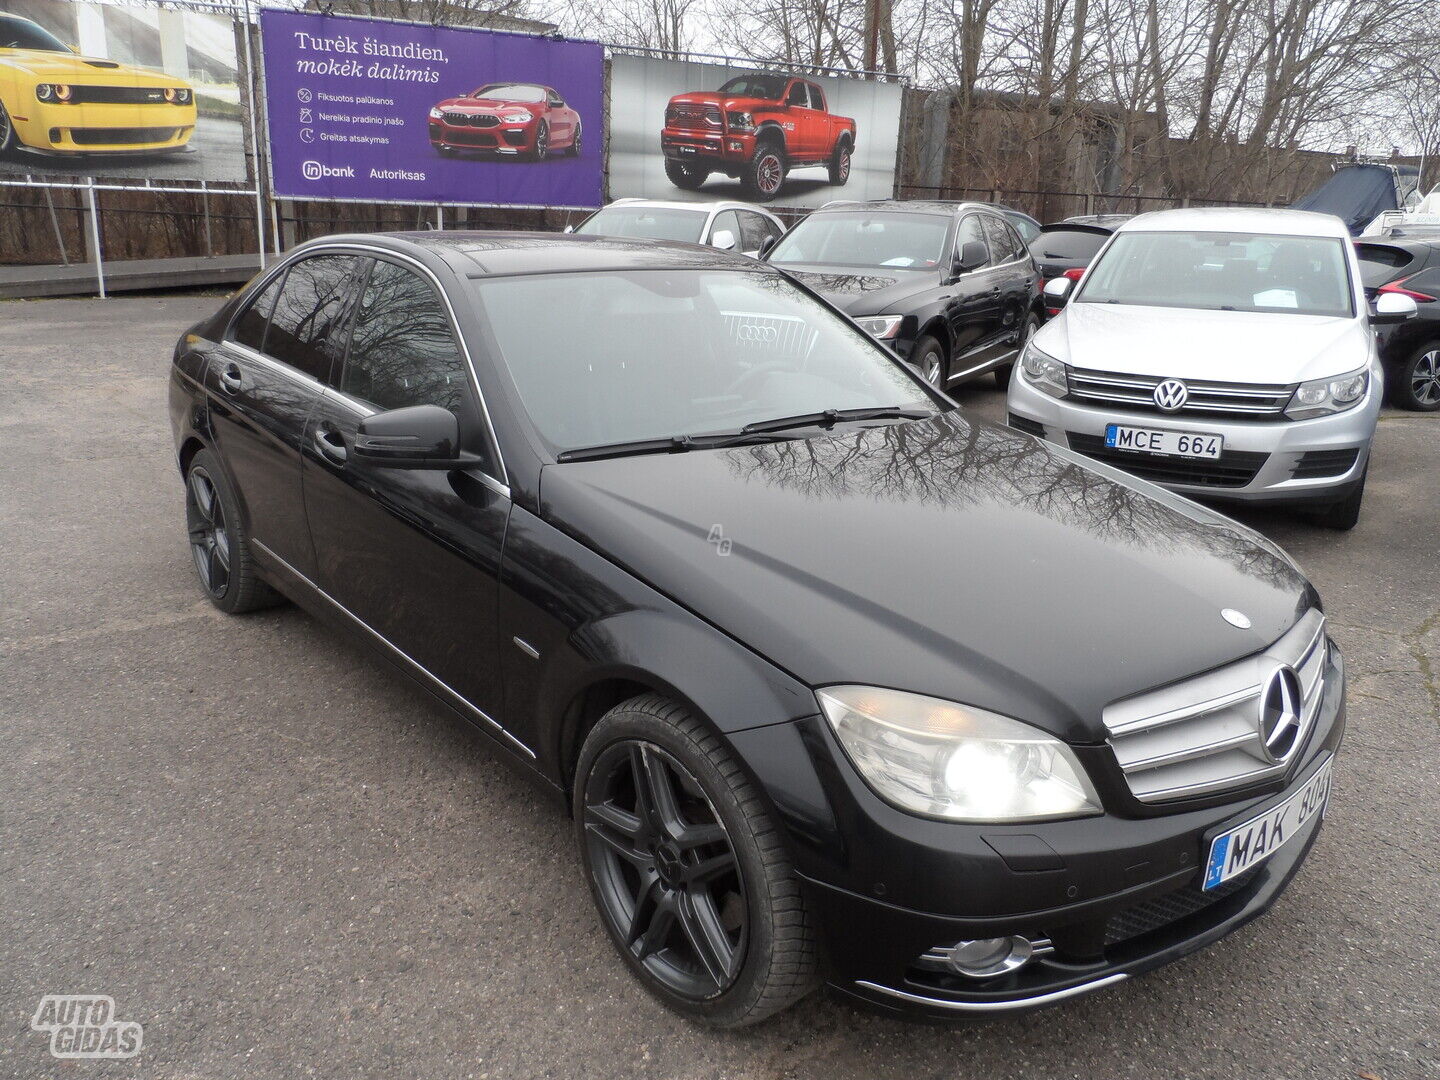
[1221,608,1251,629]
[1153,378,1189,412]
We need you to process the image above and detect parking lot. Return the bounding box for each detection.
[2,292,1438,1079]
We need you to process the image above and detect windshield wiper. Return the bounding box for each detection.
[554,408,933,463]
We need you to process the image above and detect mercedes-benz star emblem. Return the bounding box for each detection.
[1259,666,1303,764]
[1153,378,1189,412]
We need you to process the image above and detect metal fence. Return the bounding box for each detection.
[896,185,1279,222]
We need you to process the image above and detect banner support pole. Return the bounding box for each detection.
[84,176,106,299]
[241,0,267,267]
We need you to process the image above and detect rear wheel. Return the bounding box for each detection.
[665,158,709,190]
[184,449,280,613]
[575,694,818,1028]
[742,141,786,201]
[1312,466,1366,531]
[1391,342,1440,411]
[827,140,851,186]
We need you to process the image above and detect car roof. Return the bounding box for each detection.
[812,199,998,217]
[1116,206,1352,238]
[295,231,771,277]
[603,198,781,218]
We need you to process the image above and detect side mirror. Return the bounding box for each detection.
[354,405,470,469]
[1043,276,1075,308]
[956,240,988,274]
[711,228,737,251]
[1370,292,1418,324]
[563,224,575,234]
[758,233,779,258]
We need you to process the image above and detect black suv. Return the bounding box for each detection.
[1356,236,1440,410]
[766,200,1042,391]
[171,232,1343,1026]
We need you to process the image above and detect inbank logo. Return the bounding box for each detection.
[301,160,355,180]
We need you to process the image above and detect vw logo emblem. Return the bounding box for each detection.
[1153,379,1189,412]
[1258,666,1303,764]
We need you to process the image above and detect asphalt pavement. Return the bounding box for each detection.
[2,294,1437,1079]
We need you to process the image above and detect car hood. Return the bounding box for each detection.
[779,264,939,315]
[669,92,775,111]
[1044,302,1371,382]
[539,412,1315,743]
[0,50,180,84]
[442,97,534,111]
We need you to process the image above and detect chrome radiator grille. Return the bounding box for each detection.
[1104,609,1327,803]
[1067,368,1295,419]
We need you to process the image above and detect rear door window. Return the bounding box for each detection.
[264,254,363,383]
[1355,243,1418,291]
[231,271,286,352]
[981,214,1023,262]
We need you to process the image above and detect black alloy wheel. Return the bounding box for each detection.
[664,158,709,190]
[530,120,549,161]
[567,123,582,157]
[182,449,280,614]
[575,695,818,1026]
[0,102,16,157]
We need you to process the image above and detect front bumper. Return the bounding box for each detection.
[661,128,754,165]
[14,101,195,153]
[728,642,1345,1019]
[428,117,537,153]
[1007,367,1380,503]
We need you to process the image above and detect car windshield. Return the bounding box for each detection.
[575,206,707,244]
[1077,231,1354,318]
[718,75,787,100]
[471,269,934,456]
[768,212,951,270]
[0,15,70,51]
[473,84,546,103]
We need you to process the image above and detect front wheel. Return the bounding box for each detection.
[1392,342,1440,411]
[575,694,818,1028]
[527,120,550,161]
[913,334,947,389]
[566,122,582,157]
[997,312,1040,389]
[0,101,18,158]
[664,158,708,190]
[742,143,787,201]
[184,449,281,613]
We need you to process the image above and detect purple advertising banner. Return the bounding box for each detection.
[260,9,602,207]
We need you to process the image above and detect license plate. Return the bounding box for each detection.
[1105,424,1222,459]
[1203,760,1332,890]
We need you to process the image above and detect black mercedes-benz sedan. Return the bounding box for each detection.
[169,232,1344,1026]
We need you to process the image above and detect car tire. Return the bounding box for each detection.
[184,449,281,613]
[913,334,947,389]
[1391,342,1440,411]
[997,312,1040,389]
[566,122,582,157]
[574,694,819,1028]
[528,120,550,161]
[1313,466,1366,531]
[0,101,18,159]
[742,140,787,201]
[827,140,851,186]
[664,158,709,190]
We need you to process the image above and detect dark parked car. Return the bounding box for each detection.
[767,200,1042,390]
[1356,237,1440,409]
[170,232,1344,1026]
[999,206,1042,245]
[1029,221,1123,315]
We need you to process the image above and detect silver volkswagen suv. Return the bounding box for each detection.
[1007,207,1417,528]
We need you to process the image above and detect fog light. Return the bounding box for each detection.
[943,935,1043,978]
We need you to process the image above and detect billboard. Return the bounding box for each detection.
[608,54,901,208]
[0,0,246,182]
[259,9,602,208]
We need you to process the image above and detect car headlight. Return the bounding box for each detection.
[175,87,191,104]
[503,110,533,124]
[429,107,443,120]
[36,83,54,101]
[727,111,754,132]
[817,686,1102,822]
[1285,367,1368,419]
[54,83,72,102]
[854,314,903,340]
[1020,341,1068,398]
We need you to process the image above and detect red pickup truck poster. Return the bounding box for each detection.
[608,55,901,207]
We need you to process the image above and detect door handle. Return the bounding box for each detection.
[313,424,348,465]
[219,362,243,394]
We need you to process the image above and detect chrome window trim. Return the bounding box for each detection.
[227,241,511,491]
[854,973,1127,1013]
[226,340,329,394]
[250,537,533,758]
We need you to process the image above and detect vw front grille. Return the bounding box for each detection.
[1104,609,1327,803]
[1068,367,1295,419]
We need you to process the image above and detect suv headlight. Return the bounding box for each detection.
[854,314,903,340]
[727,111,754,132]
[1285,367,1369,419]
[817,686,1102,822]
[1020,341,1068,398]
